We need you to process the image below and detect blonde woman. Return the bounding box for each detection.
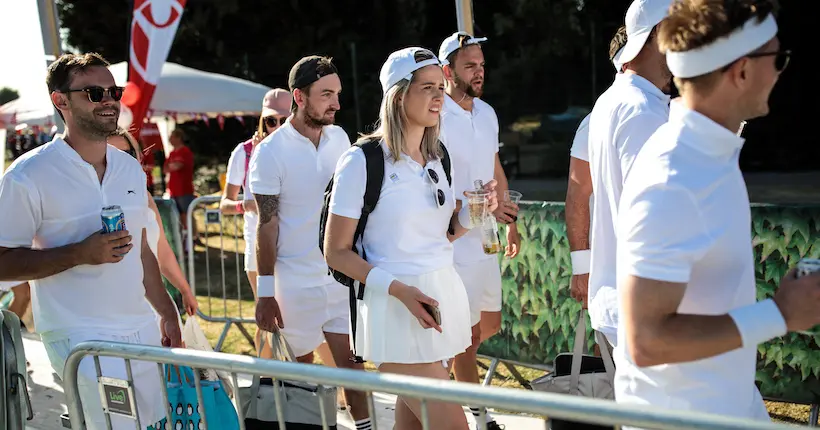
[108,129,198,316]
[324,47,497,429]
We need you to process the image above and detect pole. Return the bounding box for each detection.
[36,0,65,134]
[350,42,362,134]
[454,0,474,34]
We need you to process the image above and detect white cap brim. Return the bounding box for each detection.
[612,46,626,71]
[617,29,651,65]
[439,36,488,66]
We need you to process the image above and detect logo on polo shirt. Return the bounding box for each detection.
[389,173,399,183]
[127,190,136,195]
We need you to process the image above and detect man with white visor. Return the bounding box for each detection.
[616,0,809,421]
[586,0,673,348]
[438,31,519,430]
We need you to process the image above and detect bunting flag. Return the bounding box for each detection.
[126,0,188,136]
[217,114,225,130]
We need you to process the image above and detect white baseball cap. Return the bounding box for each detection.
[438,31,488,65]
[618,0,673,65]
[612,46,626,71]
[379,47,441,94]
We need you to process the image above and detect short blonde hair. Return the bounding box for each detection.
[359,76,442,163]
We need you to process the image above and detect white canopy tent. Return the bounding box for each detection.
[1,61,272,156]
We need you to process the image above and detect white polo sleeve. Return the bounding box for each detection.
[570,114,591,162]
[617,184,712,283]
[0,172,40,248]
[329,147,367,220]
[615,111,667,181]
[248,143,281,196]
[225,143,247,187]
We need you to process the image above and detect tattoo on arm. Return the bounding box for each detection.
[255,194,280,224]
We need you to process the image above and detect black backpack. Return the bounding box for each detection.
[319,137,451,362]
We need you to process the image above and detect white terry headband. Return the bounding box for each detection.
[666,14,777,78]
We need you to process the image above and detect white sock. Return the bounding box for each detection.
[355,418,373,430]
[469,407,495,423]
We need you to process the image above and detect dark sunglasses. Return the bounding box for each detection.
[62,86,124,103]
[747,49,791,72]
[263,116,287,128]
[427,168,446,207]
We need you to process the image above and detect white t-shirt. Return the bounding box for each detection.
[329,141,456,276]
[248,121,350,288]
[587,73,670,342]
[615,101,768,420]
[569,113,591,162]
[0,138,156,335]
[225,140,259,242]
[440,95,500,264]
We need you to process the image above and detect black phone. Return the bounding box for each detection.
[421,303,441,326]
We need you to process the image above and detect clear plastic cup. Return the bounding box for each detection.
[505,190,522,204]
[465,190,489,226]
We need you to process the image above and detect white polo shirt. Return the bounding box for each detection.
[615,101,768,419]
[0,138,156,335]
[439,95,500,264]
[248,120,350,288]
[329,141,456,276]
[569,113,591,162]
[587,73,670,342]
[225,141,259,242]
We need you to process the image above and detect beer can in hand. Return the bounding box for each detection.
[101,205,126,233]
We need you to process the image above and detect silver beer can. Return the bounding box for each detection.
[797,258,820,278]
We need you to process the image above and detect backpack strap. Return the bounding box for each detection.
[353,138,385,300]
[242,140,254,190]
[439,140,452,187]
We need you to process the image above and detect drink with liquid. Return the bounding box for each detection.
[101,205,126,233]
[474,180,501,255]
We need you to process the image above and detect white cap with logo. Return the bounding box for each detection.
[379,47,441,94]
[618,0,673,65]
[438,31,488,66]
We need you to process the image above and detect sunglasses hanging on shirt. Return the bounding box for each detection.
[426,168,446,207]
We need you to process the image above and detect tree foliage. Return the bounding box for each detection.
[0,87,19,106]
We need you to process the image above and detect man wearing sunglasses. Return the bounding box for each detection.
[0,53,179,429]
[437,31,517,430]
[586,0,674,351]
[615,0,800,421]
[249,57,373,430]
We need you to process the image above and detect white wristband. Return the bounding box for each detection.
[365,267,396,298]
[457,203,474,230]
[257,275,275,298]
[728,299,787,347]
[570,250,591,275]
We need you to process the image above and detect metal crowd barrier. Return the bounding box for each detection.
[63,341,796,430]
[185,195,256,351]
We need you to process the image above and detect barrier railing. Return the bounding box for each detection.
[63,341,796,430]
[185,195,256,351]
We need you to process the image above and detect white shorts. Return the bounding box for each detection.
[42,321,166,430]
[357,265,472,365]
[275,281,349,358]
[454,259,503,326]
[244,236,257,272]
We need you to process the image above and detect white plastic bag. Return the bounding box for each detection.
[182,317,235,398]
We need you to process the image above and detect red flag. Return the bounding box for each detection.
[217,114,225,130]
[127,0,187,137]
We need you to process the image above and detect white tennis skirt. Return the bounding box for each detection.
[355,265,472,364]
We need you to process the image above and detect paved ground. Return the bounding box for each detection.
[21,332,545,430]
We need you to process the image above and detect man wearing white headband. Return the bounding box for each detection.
[437,31,516,430]
[616,0,803,421]
[567,25,627,309]
[585,0,673,349]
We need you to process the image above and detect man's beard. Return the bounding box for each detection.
[454,73,483,98]
[73,106,119,139]
[304,99,336,129]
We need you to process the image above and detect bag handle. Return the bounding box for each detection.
[247,328,298,416]
[568,312,616,395]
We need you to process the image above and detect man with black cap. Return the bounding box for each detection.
[249,56,372,429]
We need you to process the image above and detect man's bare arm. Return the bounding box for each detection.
[622,275,743,367]
[565,157,593,251]
[0,230,133,282]
[254,194,280,276]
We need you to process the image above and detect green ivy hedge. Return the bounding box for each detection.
[479,202,820,404]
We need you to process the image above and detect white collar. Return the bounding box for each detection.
[669,101,745,158]
[615,73,671,104]
[443,93,481,117]
[54,136,113,167]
